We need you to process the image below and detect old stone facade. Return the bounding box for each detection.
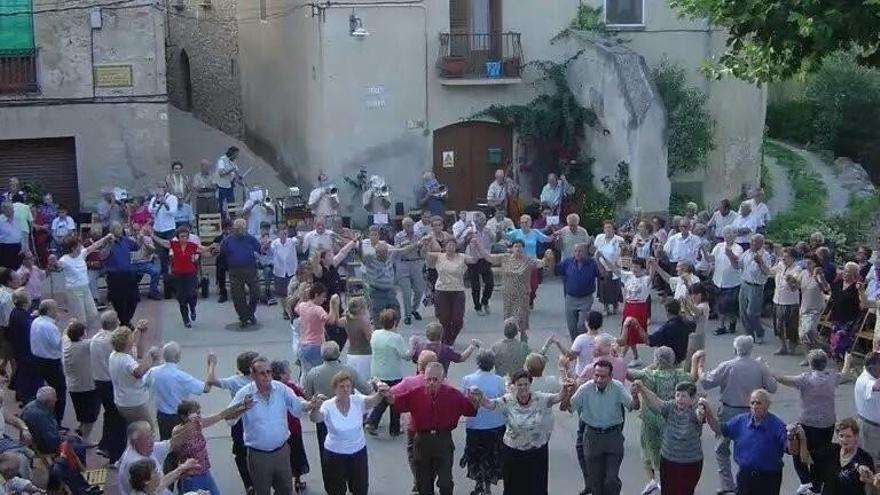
[165,0,242,137]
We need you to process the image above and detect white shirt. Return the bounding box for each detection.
[30,315,62,360]
[90,330,114,381]
[571,334,596,376]
[740,249,771,285]
[452,219,469,239]
[730,213,761,244]
[244,200,269,237]
[855,370,880,423]
[486,181,508,207]
[669,273,701,300]
[413,220,432,239]
[302,229,334,256]
[663,232,701,264]
[594,235,623,280]
[866,265,880,303]
[109,351,150,408]
[749,201,771,227]
[50,216,76,239]
[118,441,171,495]
[711,242,743,288]
[771,262,802,305]
[320,394,367,455]
[271,238,299,278]
[214,155,238,189]
[620,270,651,302]
[708,210,739,238]
[58,251,90,289]
[150,193,179,233]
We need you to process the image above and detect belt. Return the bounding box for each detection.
[586,423,622,433]
[859,415,880,428]
[416,429,452,436]
[742,281,762,286]
[399,258,423,262]
[248,443,286,454]
[722,403,749,409]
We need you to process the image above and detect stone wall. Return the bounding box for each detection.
[165,0,242,137]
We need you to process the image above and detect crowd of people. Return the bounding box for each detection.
[0,159,877,495]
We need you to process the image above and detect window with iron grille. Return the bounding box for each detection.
[604,0,644,27]
[0,0,38,94]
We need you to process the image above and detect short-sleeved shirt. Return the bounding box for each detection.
[295,301,328,346]
[434,254,467,292]
[58,251,90,288]
[571,379,633,428]
[321,394,367,455]
[507,229,549,257]
[411,340,462,373]
[702,357,778,407]
[89,330,113,382]
[771,262,801,305]
[712,242,744,288]
[170,240,199,275]
[658,402,704,463]
[143,362,206,415]
[461,370,505,430]
[558,226,591,260]
[648,317,693,363]
[722,412,788,472]
[220,234,261,268]
[571,333,596,376]
[109,351,149,408]
[218,375,252,398]
[490,392,556,450]
[392,383,477,432]
[491,338,530,378]
[118,441,171,495]
[792,370,839,428]
[370,329,408,380]
[229,380,305,450]
[62,338,95,393]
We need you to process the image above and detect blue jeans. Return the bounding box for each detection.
[218,186,235,213]
[179,471,220,495]
[298,344,322,382]
[132,259,160,296]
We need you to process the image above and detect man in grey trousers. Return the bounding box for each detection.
[694,335,778,494]
[556,243,600,341]
[394,217,426,325]
[737,234,771,343]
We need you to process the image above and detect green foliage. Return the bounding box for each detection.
[759,152,774,201]
[668,0,880,82]
[472,52,598,152]
[599,161,632,205]
[21,180,44,205]
[553,4,607,41]
[763,141,828,243]
[652,62,714,177]
[765,100,816,145]
[668,192,701,217]
[577,190,617,234]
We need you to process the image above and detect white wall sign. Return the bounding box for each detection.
[442,151,454,168]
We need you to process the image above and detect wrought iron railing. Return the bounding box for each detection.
[0,54,38,94]
[437,32,523,79]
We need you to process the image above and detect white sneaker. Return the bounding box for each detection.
[796,484,815,495]
[641,479,659,495]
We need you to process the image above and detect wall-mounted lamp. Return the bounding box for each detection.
[350,12,369,37]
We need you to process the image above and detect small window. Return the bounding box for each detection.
[259,0,267,21]
[604,0,644,27]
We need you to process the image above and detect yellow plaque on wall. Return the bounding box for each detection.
[94,64,133,88]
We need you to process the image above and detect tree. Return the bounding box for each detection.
[669,0,880,83]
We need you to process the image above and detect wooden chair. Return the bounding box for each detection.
[197,213,223,245]
[226,202,243,218]
[850,308,877,358]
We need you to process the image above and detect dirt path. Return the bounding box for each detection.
[764,153,794,215]
[770,140,850,214]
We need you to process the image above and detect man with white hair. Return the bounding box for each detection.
[694,336,778,494]
[300,217,335,257]
[91,310,127,462]
[416,171,446,217]
[486,169,513,214]
[720,389,787,495]
[462,212,496,316]
[730,202,761,249]
[30,299,66,422]
[394,217,427,325]
[738,234,771,343]
[21,386,62,455]
[747,189,771,229]
[118,421,188,495]
[706,226,744,336]
[362,239,423,322]
[220,218,262,328]
[556,213,591,261]
[142,342,214,441]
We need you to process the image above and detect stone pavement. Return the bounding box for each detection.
[78,278,855,495]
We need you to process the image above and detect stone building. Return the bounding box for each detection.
[165,0,242,137]
[168,0,766,221]
[0,0,170,212]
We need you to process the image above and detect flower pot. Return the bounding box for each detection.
[441,56,467,78]
[485,61,502,78]
[503,57,521,78]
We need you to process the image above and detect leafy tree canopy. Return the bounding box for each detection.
[669,0,880,82]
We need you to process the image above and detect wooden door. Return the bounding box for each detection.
[432,121,512,211]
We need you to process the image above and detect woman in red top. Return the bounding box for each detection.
[271,359,310,492]
[152,226,205,328]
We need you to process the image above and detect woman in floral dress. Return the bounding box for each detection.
[626,346,696,495]
[474,239,553,342]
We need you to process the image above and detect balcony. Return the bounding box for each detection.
[437,32,523,86]
[0,54,38,94]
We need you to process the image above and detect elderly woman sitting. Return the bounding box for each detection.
[627,346,696,495]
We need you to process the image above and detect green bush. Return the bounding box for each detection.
[764,141,829,242]
[653,62,714,177]
[765,100,815,145]
[577,190,617,234]
[668,191,701,217]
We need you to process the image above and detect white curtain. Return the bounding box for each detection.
[469,0,490,50]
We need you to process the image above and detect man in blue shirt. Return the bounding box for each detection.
[220,218,262,327]
[104,223,141,327]
[555,243,599,341]
[721,389,788,495]
[639,300,693,364]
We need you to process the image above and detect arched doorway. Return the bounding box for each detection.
[432,121,512,210]
[179,49,193,111]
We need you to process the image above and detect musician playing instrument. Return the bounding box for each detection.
[416,171,447,217]
[307,172,340,220]
[215,146,240,212]
[539,173,574,215]
[362,175,392,218]
[243,187,276,237]
[486,169,516,214]
[165,161,192,203]
[191,159,217,214]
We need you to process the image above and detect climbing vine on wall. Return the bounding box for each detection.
[652,62,715,177]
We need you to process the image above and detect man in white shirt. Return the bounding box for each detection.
[770,247,802,355]
[50,207,76,248]
[539,173,572,214]
[307,173,340,220]
[738,234,771,344]
[746,189,771,229]
[730,202,761,248]
[215,146,240,213]
[301,218,335,257]
[30,299,66,422]
[707,199,739,242]
[708,227,743,336]
[91,310,127,463]
[485,209,514,244]
[663,220,701,266]
[270,228,299,319]
[486,169,511,213]
[854,353,880,465]
[451,211,469,239]
[118,421,175,495]
[413,214,433,239]
[243,190,274,237]
[149,183,179,297]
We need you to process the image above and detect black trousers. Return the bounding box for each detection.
[466,259,495,310]
[366,378,402,434]
[95,380,126,462]
[502,444,548,495]
[33,357,65,423]
[316,421,329,488]
[175,273,198,324]
[105,271,139,327]
[324,447,368,495]
[231,421,252,490]
[216,257,228,298]
[792,425,834,492]
[156,229,175,297]
[157,411,179,475]
[736,468,782,495]
[413,430,455,495]
[576,421,590,491]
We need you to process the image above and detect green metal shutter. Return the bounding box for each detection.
[0,0,35,56]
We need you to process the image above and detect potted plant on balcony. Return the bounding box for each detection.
[503,57,521,78]
[440,55,467,78]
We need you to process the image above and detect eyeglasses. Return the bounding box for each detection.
[254,369,272,376]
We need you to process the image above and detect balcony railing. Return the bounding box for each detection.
[0,54,39,94]
[437,32,523,81]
